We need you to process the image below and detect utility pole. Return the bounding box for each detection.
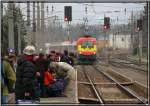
[138,17,143,65]
[112,19,115,50]
[36,2,40,50]
[41,2,45,48]
[37,2,40,31]
[46,5,49,43]
[64,6,72,51]
[32,2,36,46]
[18,20,21,55]
[138,30,142,64]
[124,8,127,50]
[66,21,70,52]
[41,2,44,33]
[130,10,134,54]
[1,2,3,52]
[84,5,88,32]
[103,15,106,49]
[18,4,21,55]
[27,1,31,45]
[8,3,14,49]
[51,5,54,42]
[124,24,127,49]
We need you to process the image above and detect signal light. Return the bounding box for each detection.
[64,17,68,21]
[104,25,107,29]
[104,17,110,29]
[64,6,72,21]
[137,19,142,31]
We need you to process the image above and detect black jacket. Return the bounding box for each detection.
[15,57,39,100]
[60,55,74,66]
[35,58,49,78]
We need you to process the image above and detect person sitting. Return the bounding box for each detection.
[44,69,55,97]
[44,65,68,97]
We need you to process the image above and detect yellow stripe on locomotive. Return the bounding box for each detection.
[76,36,97,64]
[77,45,97,53]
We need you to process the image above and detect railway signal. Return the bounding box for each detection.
[104,17,110,29]
[64,6,72,21]
[137,19,142,31]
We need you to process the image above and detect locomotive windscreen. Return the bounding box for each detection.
[81,41,94,48]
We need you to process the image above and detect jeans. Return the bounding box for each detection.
[47,78,69,97]
[1,95,8,104]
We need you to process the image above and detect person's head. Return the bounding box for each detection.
[39,48,44,56]
[69,52,74,57]
[39,53,44,58]
[23,45,36,62]
[50,51,55,55]
[49,54,55,61]
[49,62,58,72]
[8,48,15,55]
[49,51,56,61]
[56,52,60,56]
[55,52,61,61]
[64,50,68,56]
[8,48,16,62]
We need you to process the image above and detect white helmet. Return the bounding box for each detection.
[23,45,36,55]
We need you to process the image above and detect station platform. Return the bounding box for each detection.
[40,70,78,104]
[40,97,76,104]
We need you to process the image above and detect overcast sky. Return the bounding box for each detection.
[3,3,146,25]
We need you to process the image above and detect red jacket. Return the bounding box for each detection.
[44,71,54,87]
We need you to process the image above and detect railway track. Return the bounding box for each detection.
[77,65,148,104]
[108,59,147,73]
[111,54,147,66]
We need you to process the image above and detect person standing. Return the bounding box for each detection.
[15,45,40,103]
[35,53,49,97]
[60,50,74,66]
[1,57,16,104]
[7,48,17,73]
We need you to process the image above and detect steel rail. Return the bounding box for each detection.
[82,66,104,104]
[92,66,147,104]
[119,56,147,65]
[109,60,147,72]
[110,57,147,66]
